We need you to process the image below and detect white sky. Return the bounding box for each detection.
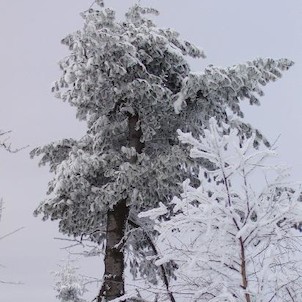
[0,0,301,301]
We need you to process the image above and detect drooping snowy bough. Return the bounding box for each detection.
[31,2,294,301]
[141,118,302,302]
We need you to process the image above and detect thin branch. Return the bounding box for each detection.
[128,219,176,302]
[0,227,24,241]
[0,130,28,153]
[286,287,296,302]
[0,280,24,285]
[239,237,251,302]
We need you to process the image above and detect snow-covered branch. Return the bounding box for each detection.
[142,118,302,302]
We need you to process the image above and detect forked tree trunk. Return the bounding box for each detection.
[98,114,144,301]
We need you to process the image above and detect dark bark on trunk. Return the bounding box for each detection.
[239,237,251,302]
[98,114,144,301]
[98,200,129,301]
[128,114,144,159]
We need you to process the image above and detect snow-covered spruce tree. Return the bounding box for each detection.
[141,118,302,302]
[54,260,87,302]
[30,2,293,301]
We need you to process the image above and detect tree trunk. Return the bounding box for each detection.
[98,200,129,301]
[98,113,144,301]
[239,237,251,302]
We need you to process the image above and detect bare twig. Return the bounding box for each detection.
[0,280,24,285]
[0,227,25,241]
[0,130,28,153]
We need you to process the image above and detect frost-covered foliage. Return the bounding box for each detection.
[31,1,293,287]
[141,118,302,301]
[54,260,87,302]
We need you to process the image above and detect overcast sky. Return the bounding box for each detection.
[0,0,301,301]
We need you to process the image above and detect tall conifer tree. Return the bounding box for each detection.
[31,2,293,300]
